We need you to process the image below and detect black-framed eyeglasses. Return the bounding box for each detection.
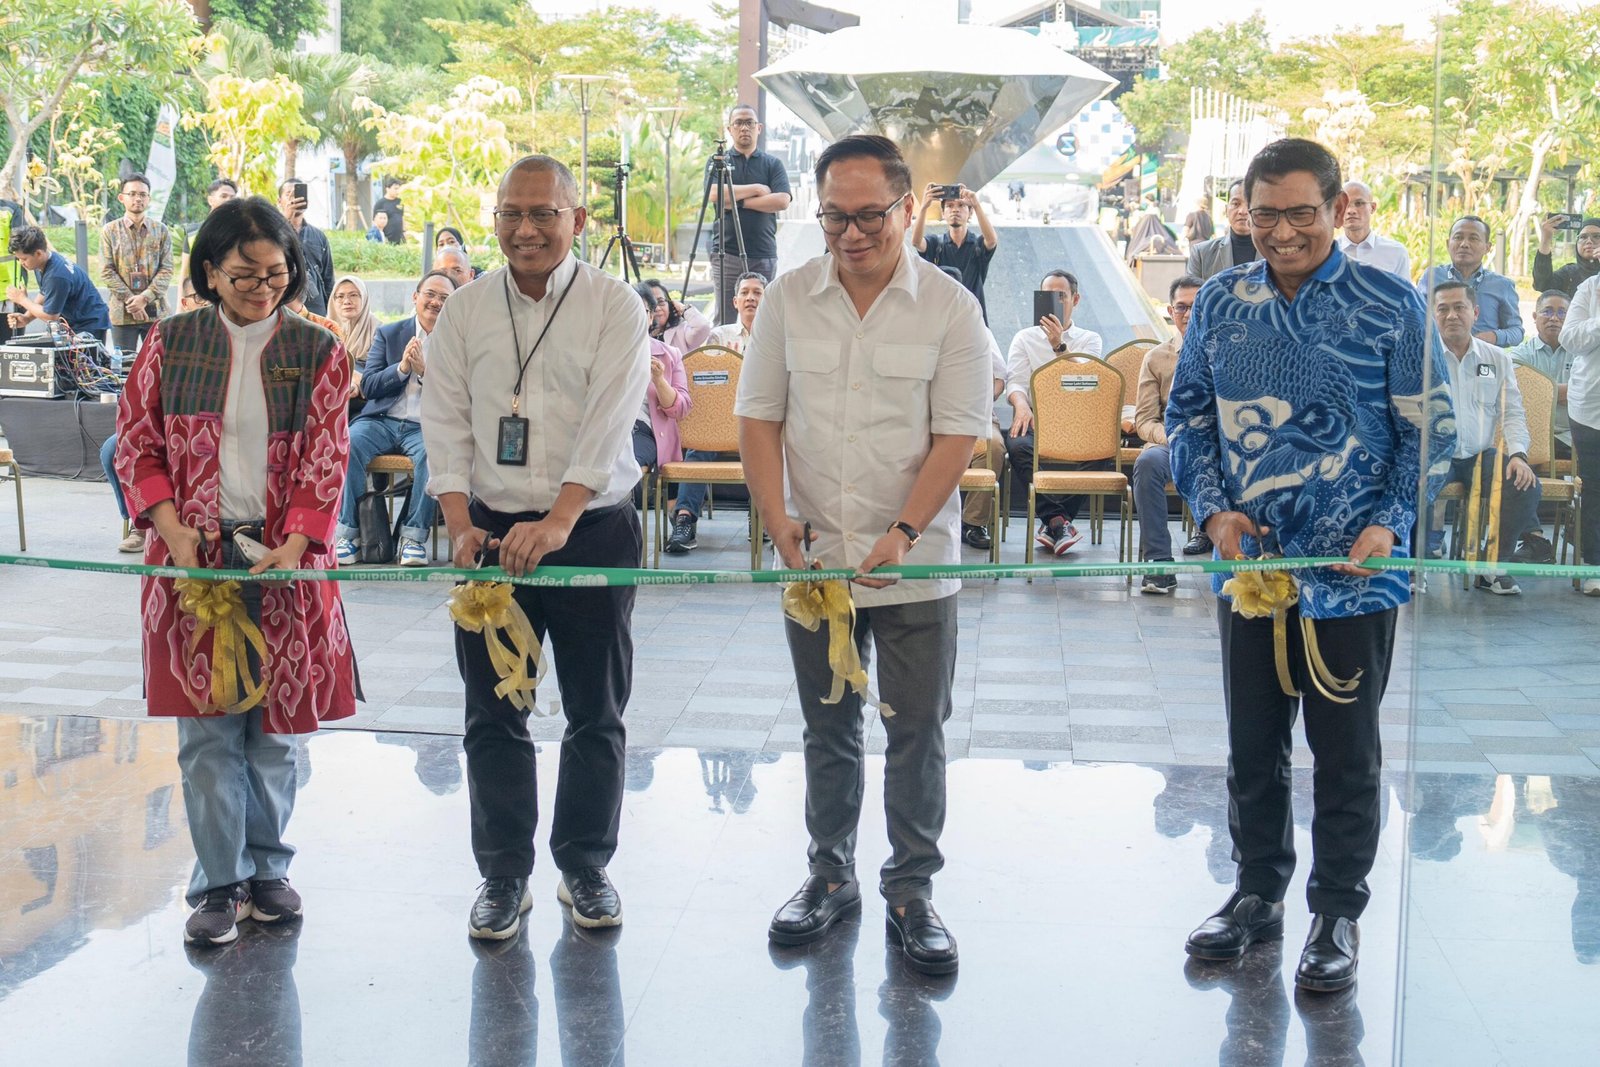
[729,119,759,129]
[1248,196,1336,229]
[1170,302,1195,315]
[492,207,573,229]
[215,266,293,293]
[816,194,908,236]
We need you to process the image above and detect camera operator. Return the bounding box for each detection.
[1534,213,1600,298]
[710,104,790,324]
[912,182,998,321]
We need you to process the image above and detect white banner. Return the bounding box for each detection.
[146,103,179,220]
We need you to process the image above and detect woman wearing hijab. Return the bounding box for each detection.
[329,274,379,412]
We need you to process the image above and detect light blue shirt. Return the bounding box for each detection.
[1508,335,1573,445]
[1418,263,1524,347]
[1167,247,1457,619]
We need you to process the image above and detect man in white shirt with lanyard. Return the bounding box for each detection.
[737,134,991,975]
[422,155,649,941]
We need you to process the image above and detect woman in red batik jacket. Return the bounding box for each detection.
[115,196,358,947]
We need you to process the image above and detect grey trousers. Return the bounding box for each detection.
[1131,443,1174,560]
[783,592,959,905]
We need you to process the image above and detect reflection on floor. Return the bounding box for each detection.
[2,717,1401,1065]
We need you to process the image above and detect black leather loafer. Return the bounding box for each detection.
[886,899,959,976]
[1296,914,1359,992]
[1185,891,1286,961]
[768,876,861,946]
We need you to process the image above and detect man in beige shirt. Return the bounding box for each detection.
[1132,274,1201,593]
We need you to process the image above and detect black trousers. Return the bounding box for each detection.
[1217,601,1396,919]
[1001,429,1110,523]
[459,500,640,878]
[1572,419,1600,564]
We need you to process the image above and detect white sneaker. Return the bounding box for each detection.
[1476,574,1520,596]
[118,528,146,553]
[1583,578,1600,597]
[398,538,428,567]
[335,537,358,566]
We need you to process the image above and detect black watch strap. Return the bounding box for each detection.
[888,520,921,546]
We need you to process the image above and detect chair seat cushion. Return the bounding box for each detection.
[0,447,12,465]
[959,469,998,490]
[367,455,415,475]
[1032,471,1129,492]
[1539,479,1578,500]
[658,460,745,482]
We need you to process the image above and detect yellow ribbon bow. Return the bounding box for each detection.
[175,578,269,714]
[781,575,896,718]
[1221,562,1362,705]
[448,581,548,715]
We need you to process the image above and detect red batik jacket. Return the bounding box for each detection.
[115,306,358,732]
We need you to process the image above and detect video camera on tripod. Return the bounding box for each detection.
[592,159,643,282]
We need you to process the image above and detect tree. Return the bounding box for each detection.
[1116,16,1273,156]
[187,72,318,197]
[342,0,514,70]
[209,0,326,49]
[47,84,125,225]
[0,0,200,200]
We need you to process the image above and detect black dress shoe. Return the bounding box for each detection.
[1182,530,1214,556]
[1296,915,1359,992]
[768,876,861,946]
[962,524,992,550]
[469,876,532,941]
[1184,891,1285,961]
[886,899,959,975]
[558,867,622,928]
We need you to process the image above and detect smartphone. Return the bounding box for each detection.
[233,532,269,566]
[291,181,308,204]
[941,184,963,202]
[1034,290,1066,327]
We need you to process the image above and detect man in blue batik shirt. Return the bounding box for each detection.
[1167,138,1456,995]
[1417,215,1524,347]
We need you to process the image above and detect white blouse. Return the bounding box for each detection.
[218,310,275,522]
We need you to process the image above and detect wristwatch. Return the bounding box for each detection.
[1052,342,1068,353]
[888,520,921,547]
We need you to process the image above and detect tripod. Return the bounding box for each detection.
[681,139,747,321]
[596,162,643,283]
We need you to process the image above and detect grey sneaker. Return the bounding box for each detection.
[185,882,252,945]
[1476,574,1521,596]
[249,878,303,923]
[118,528,146,553]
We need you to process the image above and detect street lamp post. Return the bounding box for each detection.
[556,74,613,261]
[646,104,684,266]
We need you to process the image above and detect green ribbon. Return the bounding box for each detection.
[3,553,1599,587]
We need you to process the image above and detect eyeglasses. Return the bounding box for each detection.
[1536,306,1569,319]
[121,191,150,200]
[1579,232,1600,243]
[492,207,573,229]
[729,119,759,129]
[1170,303,1194,315]
[417,291,452,308]
[1248,196,1335,229]
[816,194,908,236]
[215,266,292,293]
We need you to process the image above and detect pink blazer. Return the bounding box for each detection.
[646,338,692,464]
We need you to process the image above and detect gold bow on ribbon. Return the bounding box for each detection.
[1221,562,1362,705]
[448,581,548,715]
[781,576,896,718]
[175,578,269,714]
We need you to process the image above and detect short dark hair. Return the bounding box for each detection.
[632,281,657,314]
[1226,179,1245,199]
[415,269,458,293]
[728,103,758,120]
[1537,288,1570,307]
[938,266,963,282]
[1244,138,1342,205]
[814,135,912,199]
[384,177,403,190]
[188,196,307,308]
[7,225,48,256]
[120,173,151,193]
[643,278,681,328]
[207,178,239,196]
[1432,279,1477,304]
[735,271,767,287]
[278,177,301,196]
[1452,215,1491,241]
[1169,274,1203,302]
[1042,268,1079,296]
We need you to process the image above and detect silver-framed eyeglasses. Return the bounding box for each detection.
[215,267,293,293]
[492,207,574,229]
[816,194,909,236]
[1248,196,1336,229]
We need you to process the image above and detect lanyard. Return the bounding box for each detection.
[504,265,578,416]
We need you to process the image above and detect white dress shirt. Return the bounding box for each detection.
[218,310,273,521]
[1004,323,1103,402]
[735,251,993,607]
[708,320,752,353]
[1338,231,1412,280]
[1561,274,1600,430]
[984,327,1005,383]
[422,256,650,512]
[1442,336,1531,460]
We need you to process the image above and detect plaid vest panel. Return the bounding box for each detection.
[160,308,338,433]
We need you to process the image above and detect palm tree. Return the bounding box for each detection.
[278,51,372,227]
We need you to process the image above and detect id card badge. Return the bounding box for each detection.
[497,415,529,465]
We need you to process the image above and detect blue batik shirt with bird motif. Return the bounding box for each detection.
[1165,246,1457,619]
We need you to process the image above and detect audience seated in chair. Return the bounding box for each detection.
[1509,289,1575,459]
[708,272,766,354]
[1133,274,1203,594]
[630,283,692,504]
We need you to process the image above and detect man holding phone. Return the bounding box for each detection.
[1533,213,1600,298]
[277,178,335,315]
[912,182,998,321]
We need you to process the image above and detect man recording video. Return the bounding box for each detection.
[912,182,998,321]
[1534,213,1600,298]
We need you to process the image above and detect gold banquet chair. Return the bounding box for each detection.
[364,454,441,561]
[1103,339,1157,470]
[654,345,762,569]
[1025,355,1132,569]
[1513,364,1582,566]
[960,435,1001,565]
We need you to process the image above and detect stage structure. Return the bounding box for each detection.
[754,24,1118,196]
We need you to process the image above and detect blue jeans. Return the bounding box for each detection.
[101,433,129,520]
[336,415,436,543]
[176,709,300,904]
[674,449,738,519]
[1131,444,1173,560]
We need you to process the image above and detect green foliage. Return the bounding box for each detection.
[210,0,328,50]
[342,0,514,70]
[325,230,422,277]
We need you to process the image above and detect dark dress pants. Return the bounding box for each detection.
[1001,428,1110,523]
[459,500,640,878]
[1217,601,1396,919]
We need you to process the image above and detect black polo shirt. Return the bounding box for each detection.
[711,148,790,259]
[919,228,996,319]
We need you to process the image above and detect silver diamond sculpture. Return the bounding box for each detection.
[756,24,1118,192]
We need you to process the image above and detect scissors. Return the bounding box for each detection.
[801,521,816,571]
